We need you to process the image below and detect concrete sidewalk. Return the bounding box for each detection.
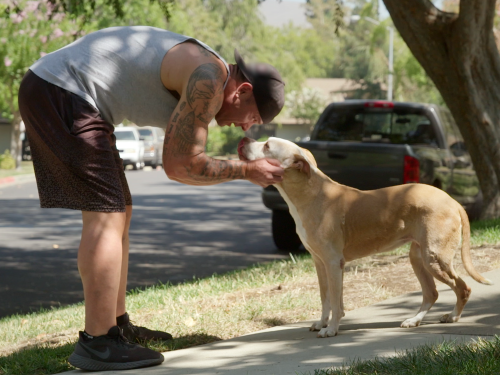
[62,268,500,375]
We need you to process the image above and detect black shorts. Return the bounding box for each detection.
[18,70,132,212]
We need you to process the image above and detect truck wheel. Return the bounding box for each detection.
[272,210,302,251]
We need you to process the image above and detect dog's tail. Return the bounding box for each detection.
[459,206,493,285]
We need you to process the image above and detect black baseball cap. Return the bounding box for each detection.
[234,49,285,124]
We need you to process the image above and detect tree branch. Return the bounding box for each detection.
[382,0,454,79]
[455,0,496,55]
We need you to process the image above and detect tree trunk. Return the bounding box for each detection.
[9,112,22,170]
[383,0,500,219]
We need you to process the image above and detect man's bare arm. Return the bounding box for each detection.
[163,61,283,186]
[163,61,247,185]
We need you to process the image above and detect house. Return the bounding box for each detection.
[246,78,365,142]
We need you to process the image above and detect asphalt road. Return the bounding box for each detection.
[0,169,288,319]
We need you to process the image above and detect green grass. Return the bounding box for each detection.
[0,344,75,375]
[1,218,499,375]
[470,218,500,246]
[314,336,500,375]
[0,255,317,375]
[0,161,34,179]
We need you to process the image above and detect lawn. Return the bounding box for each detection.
[318,336,500,375]
[1,218,500,375]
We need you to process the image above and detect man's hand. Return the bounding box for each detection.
[245,158,284,187]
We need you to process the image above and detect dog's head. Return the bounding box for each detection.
[238,137,317,179]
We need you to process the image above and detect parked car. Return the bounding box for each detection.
[262,100,482,251]
[114,126,145,170]
[138,126,165,168]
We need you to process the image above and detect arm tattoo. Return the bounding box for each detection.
[173,111,202,155]
[184,156,245,182]
[164,62,231,183]
[186,63,223,113]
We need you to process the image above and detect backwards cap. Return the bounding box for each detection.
[234,49,285,124]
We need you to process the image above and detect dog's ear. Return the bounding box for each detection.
[302,148,317,168]
[291,154,311,178]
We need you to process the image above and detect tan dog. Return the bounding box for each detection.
[238,136,492,338]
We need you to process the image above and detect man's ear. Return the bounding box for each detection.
[236,82,253,97]
[290,154,311,178]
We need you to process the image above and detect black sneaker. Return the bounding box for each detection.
[117,312,173,342]
[68,326,164,371]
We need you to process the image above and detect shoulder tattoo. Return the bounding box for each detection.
[186,63,224,114]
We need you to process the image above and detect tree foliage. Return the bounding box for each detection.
[0,0,450,161]
[285,87,327,126]
[206,125,244,156]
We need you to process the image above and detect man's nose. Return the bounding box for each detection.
[241,123,253,132]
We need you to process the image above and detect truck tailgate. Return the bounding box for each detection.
[298,141,412,190]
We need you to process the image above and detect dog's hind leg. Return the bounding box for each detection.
[423,230,471,324]
[424,256,471,324]
[310,254,331,331]
[401,242,439,328]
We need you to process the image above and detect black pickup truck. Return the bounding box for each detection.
[262,100,482,250]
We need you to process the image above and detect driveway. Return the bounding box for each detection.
[0,170,287,318]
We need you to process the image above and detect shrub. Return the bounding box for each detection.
[206,125,244,156]
[0,150,15,170]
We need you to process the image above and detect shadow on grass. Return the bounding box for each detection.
[0,341,75,375]
[0,333,223,375]
[260,317,288,327]
[471,217,500,231]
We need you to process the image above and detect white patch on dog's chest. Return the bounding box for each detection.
[276,186,311,249]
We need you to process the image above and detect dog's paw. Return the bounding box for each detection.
[309,321,326,331]
[439,314,459,323]
[401,318,421,328]
[317,327,338,338]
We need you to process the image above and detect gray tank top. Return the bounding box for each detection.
[30,26,229,127]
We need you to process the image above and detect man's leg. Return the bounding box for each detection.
[78,210,126,336]
[116,205,132,318]
[114,205,173,342]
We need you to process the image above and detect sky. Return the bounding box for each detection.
[259,0,446,29]
[258,0,391,29]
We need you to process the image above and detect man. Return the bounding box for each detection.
[18,26,285,371]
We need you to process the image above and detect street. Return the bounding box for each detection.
[0,169,287,318]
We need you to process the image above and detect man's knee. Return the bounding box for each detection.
[82,210,128,234]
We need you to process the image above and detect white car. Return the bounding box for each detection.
[114,126,145,170]
[138,126,165,169]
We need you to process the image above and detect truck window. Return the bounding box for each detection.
[315,108,438,146]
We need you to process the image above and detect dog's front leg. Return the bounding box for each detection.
[310,254,331,332]
[318,256,344,338]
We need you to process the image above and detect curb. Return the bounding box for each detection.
[0,174,36,189]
